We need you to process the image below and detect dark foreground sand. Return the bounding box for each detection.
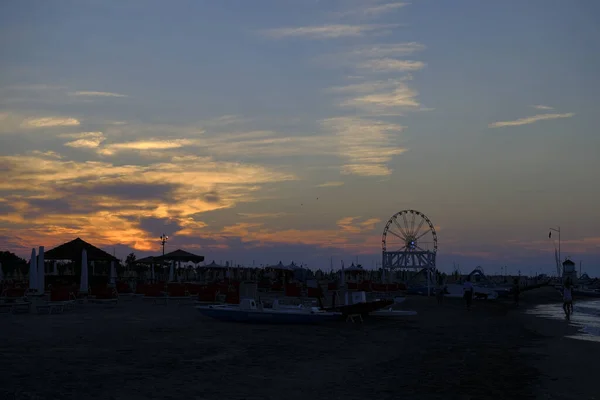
[0,288,597,400]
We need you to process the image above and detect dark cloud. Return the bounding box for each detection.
[0,202,15,214]
[138,217,183,238]
[27,198,73,213]
[67,182,181,203]
[203,191,220,203]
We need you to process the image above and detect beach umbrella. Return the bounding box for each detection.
[38,246,45,293]
[110,261,116,285]
[168,261,174,282]
[151,264,155,281]
[79,249,89,293]
[29,248,37,292]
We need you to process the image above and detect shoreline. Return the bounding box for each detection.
[516,287,598,400]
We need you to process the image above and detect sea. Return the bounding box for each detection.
[527,300,600,343]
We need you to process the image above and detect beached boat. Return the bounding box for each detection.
[325,291,417,319]
[196,298,343,324]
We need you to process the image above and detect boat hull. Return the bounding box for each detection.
[196,305,342,324]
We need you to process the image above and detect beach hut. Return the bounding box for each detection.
[562,259,577,283]
[44,238,120,296]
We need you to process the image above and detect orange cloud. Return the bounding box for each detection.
[0,151,296,252]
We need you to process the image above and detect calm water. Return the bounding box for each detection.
[527,300,600,343]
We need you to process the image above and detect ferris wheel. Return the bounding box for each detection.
[381,209,438,269]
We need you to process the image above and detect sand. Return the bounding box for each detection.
[0,288,597,400]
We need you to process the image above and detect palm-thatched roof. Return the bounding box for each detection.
[44,237,119,262]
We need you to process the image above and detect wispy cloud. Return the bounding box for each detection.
[60,132,106,149]
[333,79,421,114]
[337,216,381,234]
[358,58,426,72]
[532,105,554,110]
[336,2,409,18]
[349,42,425,58]
[315,43,425,70]
[69,91,128,98]
[316,181,345,188]
[0,112,82,133]
[98,139,197,155]
[262,24,399,39]
[322,117,406,176]
[237,212,288,219]
[20,116,81,128]
[489,113,574,128]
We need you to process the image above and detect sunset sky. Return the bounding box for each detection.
[1,0,599,275]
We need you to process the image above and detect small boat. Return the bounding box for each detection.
[196,298,343,324]
[325,291,416,319]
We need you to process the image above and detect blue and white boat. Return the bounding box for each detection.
[196,298,343,324]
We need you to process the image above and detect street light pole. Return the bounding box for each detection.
[160,234,168,256]
[549,226,561,276]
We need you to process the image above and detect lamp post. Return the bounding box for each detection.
[160,234,168,256]
[549,226,561,277]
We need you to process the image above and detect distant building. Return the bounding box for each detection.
[562,259,577,283]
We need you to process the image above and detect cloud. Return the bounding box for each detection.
[98,139,197,155]
[532,105,554,110]
[237,212,288,219]
[332,79,421,114]
[262,24,400,39]
[316,181,344,188]
[336,2,409,18]
[138,217,183,238]
[322,117,407,176]
[0,112,82,133]
[60,132,106,149]
[358,58,426,72]
[489,113,574,128]
[69,91,128,98]
[0,151,296,252]
[337,216,381,234]
[315,42,425,69]
[20,116,81,129]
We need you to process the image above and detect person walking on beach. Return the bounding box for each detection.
[563,278,574,318]
[463,276,474,310]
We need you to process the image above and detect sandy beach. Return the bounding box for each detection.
[0,288,597,400]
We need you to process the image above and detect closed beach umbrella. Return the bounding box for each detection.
[80,249,89,293]
[38,246,45,293]
[110,261,116,285]
[29,248,37,292]
[168,261,174,282]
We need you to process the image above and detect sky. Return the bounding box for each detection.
[1,0,599,276]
